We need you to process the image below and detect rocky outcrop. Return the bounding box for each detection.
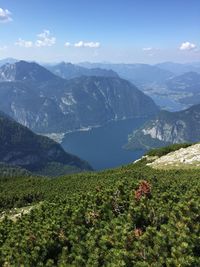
[127,104,200,150]
[141,119,187,143]
[148,143,200,169]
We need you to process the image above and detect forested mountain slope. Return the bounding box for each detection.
[0,111,92,176]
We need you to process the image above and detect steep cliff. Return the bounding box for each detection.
[127,104,200,150]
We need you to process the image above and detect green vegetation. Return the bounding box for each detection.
[0,111,92,176]
[146,143,193,157]
[35,162,87,177]
[0,147,200,266]
[0,163,32,178]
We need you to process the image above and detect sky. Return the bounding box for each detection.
[0,0,199,64]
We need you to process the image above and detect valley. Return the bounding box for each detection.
[61,117,147,170]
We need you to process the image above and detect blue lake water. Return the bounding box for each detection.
[62,118,147,170]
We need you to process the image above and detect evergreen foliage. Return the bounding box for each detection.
[0,148,199,266]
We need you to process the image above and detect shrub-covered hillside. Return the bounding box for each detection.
[0,146,200,266]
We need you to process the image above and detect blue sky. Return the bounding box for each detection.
[0,0,199,63]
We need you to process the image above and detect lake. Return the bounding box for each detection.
[62,118,147,170]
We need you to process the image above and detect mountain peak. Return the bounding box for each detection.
[0,61,59,82]
[47,62,119,79]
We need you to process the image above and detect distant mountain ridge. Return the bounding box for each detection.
[126,104,200,150]
[46,62,119,79]
[0,61,159,134]
[166,71,200,93]
[156,62,200,75]
[165,71,200,107]
[78,62,173,87]
[78,62,200,110]
[0,111,92,176]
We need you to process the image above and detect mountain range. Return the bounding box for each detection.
[79,62,200,110]
[46,62,119,79]
[78,62,173,87]
[0,111,92,176]
[166,71,200,93]
[126,104,200,150]
[2,58,200,110]
[0,61,159,135]
[156,62,200,75]
[165,71,200,106]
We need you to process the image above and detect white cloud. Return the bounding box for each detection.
[15,38,33,48]
[143,47,153,52]
[64,42,71,47]
[35,30,56,47]
[142,47,159,57]
[179,41,197,51]
[84,42,100,48]
[15,30,56,49]
[74,41,84,47]
[0,8,12,23]
[74,40,100,48]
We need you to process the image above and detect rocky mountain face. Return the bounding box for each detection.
[147,143,200,169]
[46,62,119,79]
[0,111,92,176]
[0,61,159,134]
[126,104,200,150]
